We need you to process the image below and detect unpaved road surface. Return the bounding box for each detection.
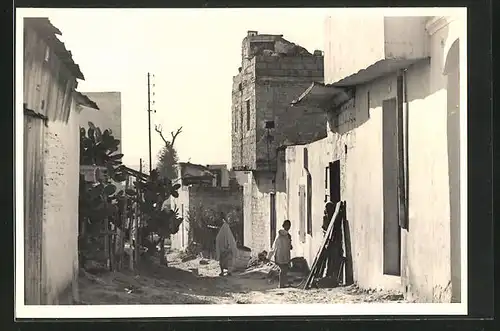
[78,253,406,305]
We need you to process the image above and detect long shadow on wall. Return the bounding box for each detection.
[444,39,461,303]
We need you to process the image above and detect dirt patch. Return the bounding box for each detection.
[78,253,408,305]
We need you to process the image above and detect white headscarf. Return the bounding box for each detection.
[215,221,238,261]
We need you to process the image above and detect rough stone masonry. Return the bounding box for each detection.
[230,31,327,253]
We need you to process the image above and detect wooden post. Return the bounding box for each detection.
[129,200,135,271]
[135,160,143,270]
[338,203,345,284]
[104,219,110,270]
[117,178,128,271]
[134,203,141,269]
[111,227,115,271]
[159,235,166,266]
[342,204,354,286]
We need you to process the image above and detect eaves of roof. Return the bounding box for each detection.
[24,17,85,80]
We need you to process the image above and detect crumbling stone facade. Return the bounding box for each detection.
[231,31,327,253]
[231,31,327,172]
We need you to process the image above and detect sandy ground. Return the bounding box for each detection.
[78,252,407,305]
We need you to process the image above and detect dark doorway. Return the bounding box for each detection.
[270,193,276,247]
[329,160,341,205]
[212,169,222,187]
[382,97,401,276]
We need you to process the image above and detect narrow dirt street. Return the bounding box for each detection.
[78,252,407,305]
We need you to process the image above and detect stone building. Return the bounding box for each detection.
[285,14,464,303]
[231,31,327,253]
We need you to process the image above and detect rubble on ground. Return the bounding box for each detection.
[246,250,269,269]
[78,252,408,305]
[266,263,280,282]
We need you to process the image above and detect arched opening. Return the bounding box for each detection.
[444,38,460,303]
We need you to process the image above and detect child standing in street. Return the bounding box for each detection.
[268,220,293,288]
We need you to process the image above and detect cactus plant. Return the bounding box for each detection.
[79,124,125,270]
[80,122,123,168]
[125,169,183,265]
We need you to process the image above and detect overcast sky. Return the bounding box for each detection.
[20,8,457,170]
[21,8,335,169]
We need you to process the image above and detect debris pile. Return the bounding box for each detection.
[263,258,310,287]
[246,250,269,269]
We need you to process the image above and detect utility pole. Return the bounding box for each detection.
[147,73,153,174]
[134,158,143,268]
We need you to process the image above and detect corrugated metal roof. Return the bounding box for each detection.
[24,17,85,80]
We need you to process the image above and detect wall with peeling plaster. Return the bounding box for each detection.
[41,99,81,304]
[231,33,325,172]
[232,33,327,254]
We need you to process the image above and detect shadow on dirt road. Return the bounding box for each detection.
[77,252,406,305]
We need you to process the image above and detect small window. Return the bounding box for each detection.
[246,100,251,131]
[238,83,242,91]
[240,105,243,132]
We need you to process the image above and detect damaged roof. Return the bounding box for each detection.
[291,57,430,110]
[291,81,354,109]
[24,17,85,80]
[332,57,430,87]
[74,91,99,110]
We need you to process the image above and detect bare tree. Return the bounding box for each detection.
[154,124,183,266]
[154,125,183,180]
[155,125,183,148]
